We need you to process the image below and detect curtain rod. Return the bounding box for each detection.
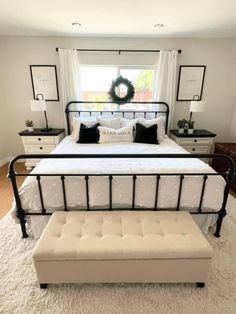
[55,48,182,54]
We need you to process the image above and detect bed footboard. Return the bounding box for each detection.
[8,153,234,239]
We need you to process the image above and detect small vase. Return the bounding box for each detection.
[178,128,184,134]
[188,128,194,134]
[27,127,34,132]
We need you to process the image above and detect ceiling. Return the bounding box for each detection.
[0,0,236,37]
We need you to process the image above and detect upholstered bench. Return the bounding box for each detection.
[33,211,214,289]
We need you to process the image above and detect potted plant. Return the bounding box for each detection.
[188,121,195,134]
[25,119,34,132]
[177,119,188,134]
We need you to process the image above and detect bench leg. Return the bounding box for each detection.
[196,282,205,288]
[40,283,48,289]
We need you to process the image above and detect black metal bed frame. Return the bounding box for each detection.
[65,101,170,135]
[8,101,235,239]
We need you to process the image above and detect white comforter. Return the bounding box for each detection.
[19,136,225,213]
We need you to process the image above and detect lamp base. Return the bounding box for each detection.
[41,128,52,132]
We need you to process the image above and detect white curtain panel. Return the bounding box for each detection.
[153,50,178,129]
[58,48,81,129]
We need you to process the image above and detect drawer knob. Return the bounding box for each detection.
[38,138,41,141]
[194,139,197,143]
[192,148,196,151]
[40,147,43,150]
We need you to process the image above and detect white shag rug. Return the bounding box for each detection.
[1,196,236,314]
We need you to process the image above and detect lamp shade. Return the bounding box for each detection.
[190,100,206,113]
[30,99,46,111]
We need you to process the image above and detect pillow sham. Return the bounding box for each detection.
[120,117,139,128]
[97,116,121,129]
[71,116,97,142]
[138,116,166,141]
[98,125,133,144]
[77,123,100,144]
[134,123,159,144]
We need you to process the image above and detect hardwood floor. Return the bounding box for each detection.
[0,162,29,219]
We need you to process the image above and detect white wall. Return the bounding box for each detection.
[229,103,236,141]
[0,36,236,158]
[0,61,7,162]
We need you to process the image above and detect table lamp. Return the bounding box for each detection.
[30,94,52,132]
[189,95,206,123]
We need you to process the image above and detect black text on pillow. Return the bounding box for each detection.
[77,123,100,143]
[134,123,159,144]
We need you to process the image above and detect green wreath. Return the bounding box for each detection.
[108,76,135,103]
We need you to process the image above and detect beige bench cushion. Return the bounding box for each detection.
[33,211,213,261]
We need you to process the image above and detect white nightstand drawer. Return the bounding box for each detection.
[25,145,55,154]
[184,146,210,154]
[22,136,56,145]
[179,137,212,146]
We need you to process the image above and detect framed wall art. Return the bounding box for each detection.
[30,65,59,101]
[176,65,206,101]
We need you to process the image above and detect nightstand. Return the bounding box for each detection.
[19,128,65,169]
[170,129,216,163]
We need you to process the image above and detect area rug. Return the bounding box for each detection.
[0,196,236,314]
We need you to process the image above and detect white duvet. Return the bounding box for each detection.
[18,136,225,214]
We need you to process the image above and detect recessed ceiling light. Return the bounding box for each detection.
[154,23,164,28]
[72,22,81,27]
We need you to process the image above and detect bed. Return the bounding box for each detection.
[8,101,234,239]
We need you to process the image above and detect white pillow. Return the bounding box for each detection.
[98,125,134,144]
[120,117,139,128]
[138,116,166,141]
[97,116,121,129]
[71,116,97,142]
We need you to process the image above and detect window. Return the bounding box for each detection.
[80,66,155,110]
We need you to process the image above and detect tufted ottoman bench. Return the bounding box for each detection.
[33,211,214,289]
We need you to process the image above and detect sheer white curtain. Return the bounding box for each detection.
[153,50,178,129]
[58,48,81,128]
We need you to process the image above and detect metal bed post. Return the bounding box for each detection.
[214,168,234,237]
[8,168,28,238]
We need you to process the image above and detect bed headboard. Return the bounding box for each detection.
[65,101,169,135]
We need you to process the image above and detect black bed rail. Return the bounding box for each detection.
[65,101,169,135]
[8,153,235,239]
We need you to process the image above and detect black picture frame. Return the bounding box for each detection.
[30,65,59,101]
[176,65,206,101]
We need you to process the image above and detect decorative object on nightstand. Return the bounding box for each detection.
[30,94,52,132]
[25,119,34,132]
[177,119,188,134]
[19,128,65,170]
[187,120,195,134]
[170,129,216,164]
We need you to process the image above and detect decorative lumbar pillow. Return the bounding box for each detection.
[71,116,97,142]
[138,116,166,141]
[77,123,100,143]
[97,116,121,129]
[134,123,159,144]
[98,125,134,143]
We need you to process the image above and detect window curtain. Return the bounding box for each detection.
[58,48,81,129]
[153,50,178,129]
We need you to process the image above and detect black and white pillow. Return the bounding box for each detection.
[71,116,97,142]
[77,123,100,143]
[138,117,166,142]
[134,123,159,144]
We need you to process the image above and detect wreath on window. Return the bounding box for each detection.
[108,76,135,103]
